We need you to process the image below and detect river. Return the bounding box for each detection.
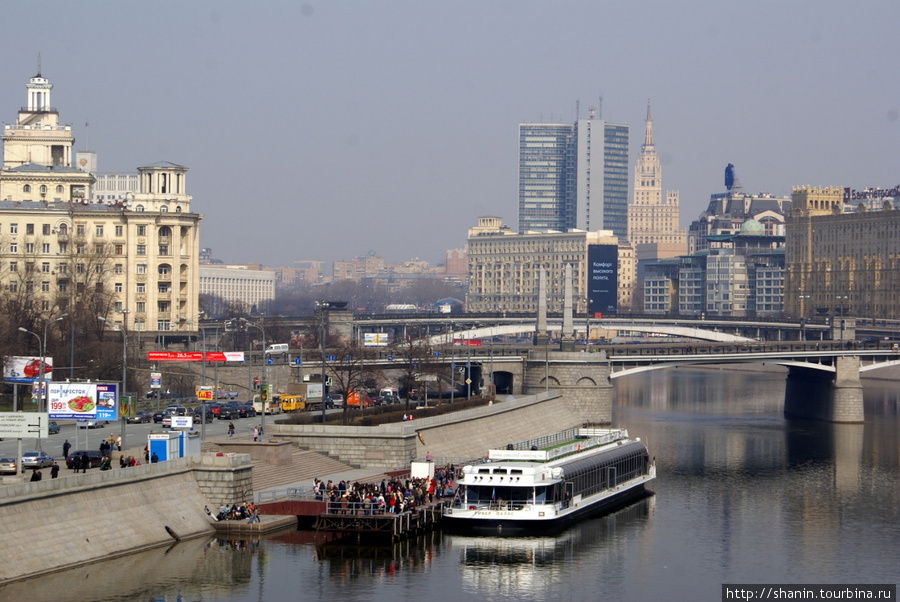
[3,366,898,601]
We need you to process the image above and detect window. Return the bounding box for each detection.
[41,281,50,292]
[136,264,146,275]
[159,245,169,255]
[9,281,17,292]
[26,224,35,235]
[136,302,145,313]
[25,262,34,273]
[10,243,17,253]
[160,205,168,213]
[58,264,67,274]
[158,283,169,293]
[158,320,170,331]
[10,224,17,234]
[58,281,68,293]
[43,224,51,235]
[136,244,146,256]
[25,243,35,254]
[95,265,103,274]
[58,243,67,254]
[26,281,34,293]
[76,244,85,254]
[136,282,145,293]
[158,301,170,312]
[58,223,67,235]
[137,225,146,236]
[115,225,123,237]
[135,205,144,212]
[158,265,169,276]
[76,263,85,274]
[41,262,50,273]
[115,244,123,255]
[114,282,123,293]
[9,261,17,272]
[42,243,50,254]
[114,302,122,313]
[23,185,30,193]
[95,244,104,254]
[96,225,104,236]
[56,185,63,193]
[76,224,86,236]
[39,185,47,196]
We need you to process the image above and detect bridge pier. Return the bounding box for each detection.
[523,350,613,425]
[784,356,864,423]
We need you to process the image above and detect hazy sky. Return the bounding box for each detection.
[2,1,897,269]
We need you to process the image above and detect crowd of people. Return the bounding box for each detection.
[206,502,259,523]
[312,463,461,516]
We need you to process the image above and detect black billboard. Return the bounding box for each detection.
[587,244,618,317]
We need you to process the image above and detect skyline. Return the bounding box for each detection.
[2,1,897,269]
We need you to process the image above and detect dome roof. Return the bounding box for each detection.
[739,218,764,233]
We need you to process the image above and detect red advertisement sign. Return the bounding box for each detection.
[147,351,246,362]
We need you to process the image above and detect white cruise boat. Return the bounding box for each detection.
[443,428,655,534]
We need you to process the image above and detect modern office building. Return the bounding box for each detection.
[199,264,276,315]
[0,68,202,343]
[626,103,686,272]
[466,216,633,315]
[643,220,785,318]
[784,185,900,320]
[518,108,629,238]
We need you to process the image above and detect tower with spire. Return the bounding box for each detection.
[626,101,686,278]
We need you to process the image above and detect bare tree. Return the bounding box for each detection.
[325,339,377,424]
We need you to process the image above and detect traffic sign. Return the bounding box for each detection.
[465,379,472,384]
[293,358,302,365]
[327,355,335,362]
[387,355,394,361]
[267,358,273,365]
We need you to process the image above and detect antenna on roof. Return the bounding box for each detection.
[598,95,603,120]
[37,52,42,77]
[576,99,580,121]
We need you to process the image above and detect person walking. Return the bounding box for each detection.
[228,422,235,438]
[50,462,59,479]
[252,426,259,442]
[62,439,71,460]
[80,452,90,474]
[115,435,122,451]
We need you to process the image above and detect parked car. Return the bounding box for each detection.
[126,411,152,424]
[77,419,106,429]
[48,421,60,435]
[216,406,237,420]
[166,405,188,416]
[162,415,173,427]
[22,451,54,469]
[0,457,18,475]
[65,450,103,469]
[326,394,343,408]
[201,403,225,417]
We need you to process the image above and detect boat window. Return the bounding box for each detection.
[477,468,491,474]
[493,469,508,474]
[510,469,523,475]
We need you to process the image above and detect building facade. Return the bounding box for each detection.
[199,265,276,315]
[626,103,686,270]
[518,108,629,238]
[0,69,201,343]
[466,216,633,314]
[784,185,900,320]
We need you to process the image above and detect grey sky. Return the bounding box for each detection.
[2,1,897,268]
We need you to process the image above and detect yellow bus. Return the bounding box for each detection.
[281,394,305,412]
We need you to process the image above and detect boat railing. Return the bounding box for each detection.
[450,497,553,511]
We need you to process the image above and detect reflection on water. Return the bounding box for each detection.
[3,368,899,601]
[450,497,654,597]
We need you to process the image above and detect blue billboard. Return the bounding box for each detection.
[587,244,618,316]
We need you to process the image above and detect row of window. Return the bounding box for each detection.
[1,223,172,238]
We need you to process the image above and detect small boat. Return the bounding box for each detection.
[443,427,655,534]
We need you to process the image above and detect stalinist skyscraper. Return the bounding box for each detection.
[626,102,686,274]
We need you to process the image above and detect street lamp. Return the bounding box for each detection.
[241,319,267,438]
[98,313,127,449]
[798,295,811,341]
[836,295,849,342]
[19,312,67,451]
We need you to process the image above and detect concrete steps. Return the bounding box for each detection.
[251,449,358,491]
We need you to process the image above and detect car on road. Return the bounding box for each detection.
[22,451,54,469]
[65,450,103,469]
[200,403,226,417]
[166,405,189,416]
[0,457,18,475]
[153,410,172,423]
[126,411,152,424]
[192,409,213,423]
[48,421,60,435]
[77,420,105,429]
[326,394,343,408]
[235,402,257,418]
[162,414,173,427]
[216,405,238,420]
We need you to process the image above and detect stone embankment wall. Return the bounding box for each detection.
[0,453,252,584]
[270,391,586,469]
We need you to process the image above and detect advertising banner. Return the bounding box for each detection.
[363,333,391,347]
[3,355,53,384]
[587,244,618,316]
[147,351,245,362]
[47,382,118,421]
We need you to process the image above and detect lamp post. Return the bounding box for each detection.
[798,295,811,341]
[98,313,127,450]
[20,313,68,451]
[242,319,267,438]
[836,295,848,342]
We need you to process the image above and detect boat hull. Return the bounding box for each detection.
[443,481,653,536]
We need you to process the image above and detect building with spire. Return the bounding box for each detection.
[626,102,686,274]
[518,107,629,238]
[0,66,202,347]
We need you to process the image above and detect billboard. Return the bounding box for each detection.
[3,356,53,384]
[587,244,618,316]
[47,382,118,421]
[363,333,391,347]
